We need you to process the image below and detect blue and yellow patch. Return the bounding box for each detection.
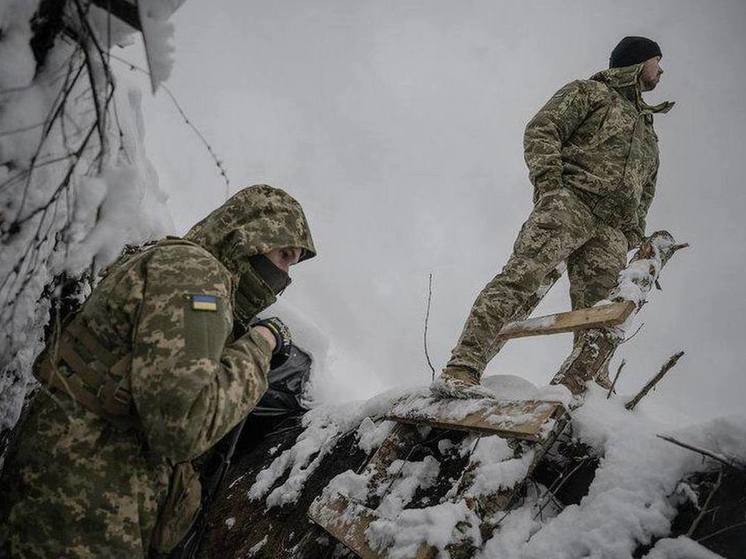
[191,294,218,312]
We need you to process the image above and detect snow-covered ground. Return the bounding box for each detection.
[248,375,744,558]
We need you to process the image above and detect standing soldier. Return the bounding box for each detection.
[437,37,674,396]
[0,185,316,557]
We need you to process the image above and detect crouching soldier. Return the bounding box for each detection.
[0,185,315,557]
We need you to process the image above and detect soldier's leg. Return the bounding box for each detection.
[568,226,628,311]
[446,190,596,379]
[567,225,628,387]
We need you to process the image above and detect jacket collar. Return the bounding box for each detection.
[590,63,674,115]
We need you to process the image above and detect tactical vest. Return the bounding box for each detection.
[33,238,203,429]
[34,319,135,429]
[33,241,187,429]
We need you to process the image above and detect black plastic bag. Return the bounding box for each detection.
[252,344,312,417]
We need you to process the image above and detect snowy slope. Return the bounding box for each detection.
[245,376,744,558]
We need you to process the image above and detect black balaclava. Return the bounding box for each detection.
[249,254,291,294]
[609,36,662,68]
[232,255,291,330]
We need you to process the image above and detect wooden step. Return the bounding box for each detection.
[386,398,566,442]
[308,492,437,559]
[363,423,422,491]
[448,414,571,547]
[495,301,635,342]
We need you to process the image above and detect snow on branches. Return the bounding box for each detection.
[0,1,178,429]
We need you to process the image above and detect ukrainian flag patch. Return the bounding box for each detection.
[191,294,218,312]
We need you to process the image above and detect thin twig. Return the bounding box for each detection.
[0,122,100,296]
[607,359,625,399]
[656,435,746,471]
[625,351,684,410]
[687,468,723,537]
[76,32,106,158]
[533,457,590,519]
[619,322,645,345]
[696,520,746,543]
[72,0,117,167]
[424,273,436,380]
[12,55,86,220]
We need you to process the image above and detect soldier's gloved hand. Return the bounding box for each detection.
[252,317,292,368]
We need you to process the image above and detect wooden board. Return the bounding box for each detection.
[494,301,635,342]
[442,415,571,553]
[308,493,437,559]
[363,423,422,489]
[488,264,565,358]
[386,399,565,442]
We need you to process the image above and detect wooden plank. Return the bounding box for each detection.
[485,264,564,363]
[364,423,421,489]
[448,415,571,548]
[308,493,437,559]
[494,301,635,342]
[386,399,565,442]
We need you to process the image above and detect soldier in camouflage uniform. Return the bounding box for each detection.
[0,185,315,557]
[438,37,674,394]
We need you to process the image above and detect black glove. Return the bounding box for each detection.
[253,317,292,368]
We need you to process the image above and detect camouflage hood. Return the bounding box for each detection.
[184,184,316,279]
[590,63,674,115]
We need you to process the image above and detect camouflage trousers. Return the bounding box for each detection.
[447,188,628,376]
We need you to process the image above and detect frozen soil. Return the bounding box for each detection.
[647,468,746,558]
[198,414,367,558]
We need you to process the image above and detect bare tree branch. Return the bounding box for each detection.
[696,521,746,543]
[533,457,590,519]
[687,468,723,537]
[625,351,684,411]
[656,435,746,472]
[607,359,625,399]
[619,322,645,345]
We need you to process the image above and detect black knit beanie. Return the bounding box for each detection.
[609,36,662,68]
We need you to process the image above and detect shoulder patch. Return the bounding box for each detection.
[190,294,218,312]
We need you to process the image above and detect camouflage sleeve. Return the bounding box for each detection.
[524,80,594,202]
[129,245,272,463]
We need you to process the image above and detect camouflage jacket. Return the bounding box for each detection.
[0,185,315,557]
[524,62,674,247]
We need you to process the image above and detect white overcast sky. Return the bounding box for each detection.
[129,0,746,420]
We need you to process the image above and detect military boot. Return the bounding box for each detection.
[430,366,497,400]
